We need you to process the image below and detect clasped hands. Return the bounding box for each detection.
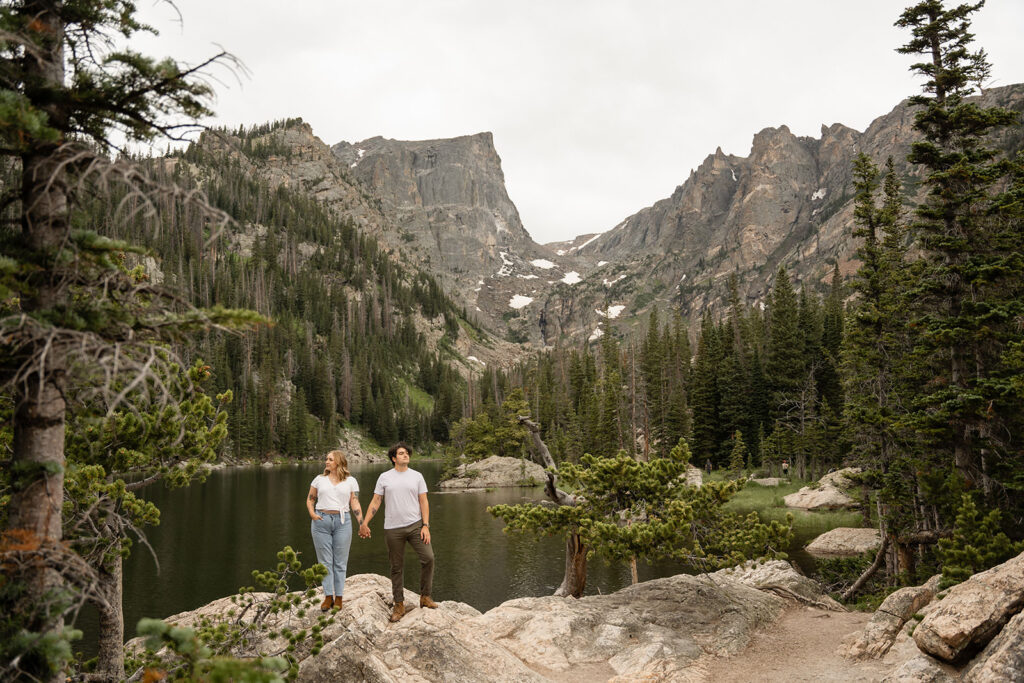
[358,523,371,539]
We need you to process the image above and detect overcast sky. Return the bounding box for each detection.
[131,1,1024,245]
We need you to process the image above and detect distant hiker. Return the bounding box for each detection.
[307,450,363,612]
[705,459,713,474]
[359,442,437,622]
[781,459,790,476]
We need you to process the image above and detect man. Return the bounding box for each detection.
[359,442,437,622]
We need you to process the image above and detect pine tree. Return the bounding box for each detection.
[0,3,259,677]
[689,312,722,465]
[896,1,1024,503]
[765,267,803,420]
[728,430,748,475]
[937,495,1024,588]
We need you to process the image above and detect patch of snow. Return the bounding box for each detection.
[531,259,556,269]
[569,232,603,253]
[473,287,481,292]
[595,309,607,318]
[477,280,485,285]
[518,274,539,280]
[598,261,608,267]
[561,271,582,285]
[731,169,738,182]
[496,251,514,277]
[603,273,627,287]
[509,295,533,309]
[357,148,366,158]
[759,301,766,311]
[467,356,485,366]
[680,273,688,282]
[475,306,481,311]
[588,327,605,342]
[607,305,625,319]
[556,249,566,256]
[349,162,358,168]
[812,188,827,201]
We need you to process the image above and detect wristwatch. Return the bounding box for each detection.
[422,522,430,527]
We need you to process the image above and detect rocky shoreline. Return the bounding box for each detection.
[132,551,1024,681]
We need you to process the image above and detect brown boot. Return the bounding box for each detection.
[332,596,342,610]
[321,595,334,612]
[389,601,405,622]
[419,595,438,609]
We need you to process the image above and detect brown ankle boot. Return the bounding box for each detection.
[332,596,342,610]
[321,595,333,612]
[389,601,405,622]
[419,595,438,609]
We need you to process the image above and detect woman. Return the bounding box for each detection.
[307,450,363,611]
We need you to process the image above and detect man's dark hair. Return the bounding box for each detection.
[387,442,412,464]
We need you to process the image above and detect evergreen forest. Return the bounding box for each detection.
[1,0,1024,680]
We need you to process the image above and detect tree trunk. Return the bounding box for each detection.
[629,556,639,585]
[93,555,125,682]
[841,532,890,602]
[519,416,585,595]
[4,6,71,679]
[553,533,587,598]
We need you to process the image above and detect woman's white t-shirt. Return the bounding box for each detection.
[310,474,359,512]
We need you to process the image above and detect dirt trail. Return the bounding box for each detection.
[699,605,907,683]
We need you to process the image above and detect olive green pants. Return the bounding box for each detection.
[384,521,434,603]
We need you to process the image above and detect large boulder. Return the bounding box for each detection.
[711,559,845,611]
[471,572,786,679]
[881,654,959,682]
[841,575,941,660]
[684,464,703,487]
[913,550,1024,663]
[963,609,1024,682]
[132,566,835,682]
[783,467,861,510]
[439,455,546,489]
[806,527,881,558]
[300,577,541,682]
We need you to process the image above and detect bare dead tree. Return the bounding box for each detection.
[517,416,585,597]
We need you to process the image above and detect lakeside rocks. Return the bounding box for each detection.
[439,455,546,489]
[135,552,1024,680]
[712,559,845,611]
[843,551,1024,681]
[140,562,834,682]
[783,467,861,511]
[913,550,1024,663]
[806,527,881,558]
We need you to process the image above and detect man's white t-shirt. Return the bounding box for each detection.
[310,474,359,513]
[373,468,428,529]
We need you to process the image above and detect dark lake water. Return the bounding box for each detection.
[74,460,690,656]
[73,460,838,657]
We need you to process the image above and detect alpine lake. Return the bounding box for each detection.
[74,459,860,657]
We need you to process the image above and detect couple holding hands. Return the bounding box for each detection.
[306,442,436,623]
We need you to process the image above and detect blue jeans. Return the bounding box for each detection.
[310,511,352,596]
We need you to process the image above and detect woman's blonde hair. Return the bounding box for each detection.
[324,450,350,479]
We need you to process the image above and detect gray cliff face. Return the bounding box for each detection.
[536,84,1024,344]
[333,133,574,338]
[195,84,1023,350]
